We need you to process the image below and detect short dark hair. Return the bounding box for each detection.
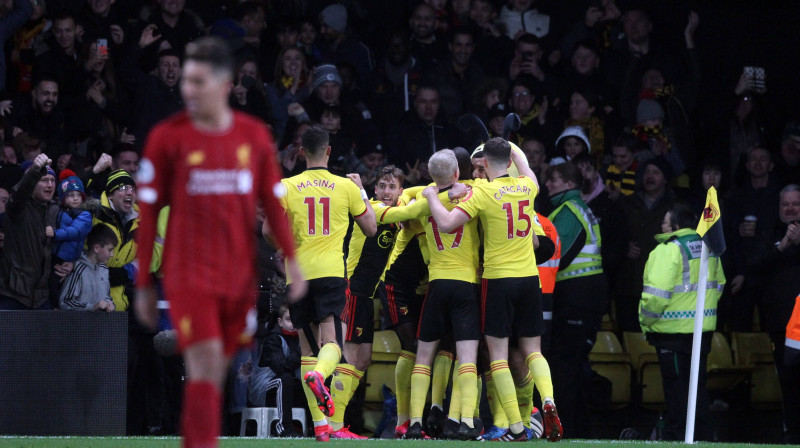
[614,133,643,153]
[482,137,511,166]
[52,11,76,25]
[546,162,583,187]
[157,48,181,62]
[184,37,234,77]
[449,26,474,44]
[452,147,473,180]
[233,1,264,22]
[667,202,697,230]
[111,144,138,161]
[301,125,330,158]
[87,224,118,250]
[378,165,405,185]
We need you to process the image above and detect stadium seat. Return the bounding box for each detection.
[731,332,781,409]
[240,407,307,437]
[366,331,403,403]
[706,332,751,391]
[622,332,664,409]
[372,330,401,362]
[589,331,632,408]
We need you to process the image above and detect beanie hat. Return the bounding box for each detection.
[23,161,56,178]
[636,99,665,123]
[58,176,86,203]
[642,155,674,180]
[782,120,800,141]
[59,168,77,181]
[311,64,343,91]
[320,4,348,33]
[555,125,592,155]
[356,126,386,159]
[106,169,135,195]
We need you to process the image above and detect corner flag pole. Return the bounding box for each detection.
[685,240,709,443]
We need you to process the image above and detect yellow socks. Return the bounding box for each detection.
[409,364,431,426]
[491,360,524,434]
[431,351,453,411]
[301,356,327,424]
[458,363,478,428]
[474,374,482,418]
[395,350,416,426]
[515,372,534,429]
[329,364,363,431]
[486,370,509,428]
[448,361,461,422]
[526,352,554,402]
[315,343,342,378]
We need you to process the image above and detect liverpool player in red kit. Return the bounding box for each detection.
[134,37,306,448]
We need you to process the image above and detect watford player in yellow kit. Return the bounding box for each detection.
[272,125,376,441]
[424,138,563,442]
[402,150,482,440]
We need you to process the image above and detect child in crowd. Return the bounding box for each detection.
[48,174,93,264]
[59,224,118,311]
[551,125,591,165]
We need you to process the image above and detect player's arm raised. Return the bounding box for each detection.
[511,145,538,187]
[348,173,377,236]
[422,186,470,233]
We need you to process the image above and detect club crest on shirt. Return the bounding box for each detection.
[187,150,205,166]
[237,144,251,168]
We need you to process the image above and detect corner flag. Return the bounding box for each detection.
[696,187,726,256]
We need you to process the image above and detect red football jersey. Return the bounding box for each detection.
[136,111,295,297]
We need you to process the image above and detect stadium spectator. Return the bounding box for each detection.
[118,27,183,149]
[0,154,60,309]
[59,223,117,312]
[467,0,514,78]
[7,0,47,94]
[316,4,373,83]
[508,77,553,145]
[140,0,204,59]
[775,121,800,185]
[266,47,310,142]
[0,0,33,92]
[260,20,299,84]
[229,55,271,125]
[209,1,266,54]
[425,26,485,127]
[293,64,362,130]
[609,156,675,332]
[408,3,447,73]
[604,133,641,199]
[723,147,781,331]
[385,85,460,183]
[92,169,138,311]
[498,0,551,40]
[742,184,800,443]
[365,28,424,131]
[6,76,66,156]
[32,12,83,105]
[551,125,590,165]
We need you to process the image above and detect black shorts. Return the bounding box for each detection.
[289,277,347,330]
[342,287,374,344]
[377,280,419,328]
[481,276,543,339]
[417,279,480,343]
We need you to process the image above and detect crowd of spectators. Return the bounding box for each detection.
[1,0,799,442]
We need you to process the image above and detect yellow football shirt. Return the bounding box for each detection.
[418,190,480,283]
[280,168,367,282]
[455,175,539,279]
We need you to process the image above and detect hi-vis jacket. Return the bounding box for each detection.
[639,228,725,334]
[536,212,561,295]
[786,295,800,366]
[548,193,603,282]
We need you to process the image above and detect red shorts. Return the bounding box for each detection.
[167,290,256,356]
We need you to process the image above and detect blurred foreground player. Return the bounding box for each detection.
[134,37,305,448]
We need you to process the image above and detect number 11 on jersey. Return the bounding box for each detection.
[304,196,330,235]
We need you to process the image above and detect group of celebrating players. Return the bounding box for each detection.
[272,124,564,442]
[133,36,562,447]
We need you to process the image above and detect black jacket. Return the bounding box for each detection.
[0,166,59,308]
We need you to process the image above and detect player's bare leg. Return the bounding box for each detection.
[181,339,230,448]
[518,336,560,442]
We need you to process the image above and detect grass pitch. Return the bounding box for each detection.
[0,438,790,448]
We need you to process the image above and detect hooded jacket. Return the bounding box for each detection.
[0,166,59,308]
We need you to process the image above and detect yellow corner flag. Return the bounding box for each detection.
[696,187,726,256]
